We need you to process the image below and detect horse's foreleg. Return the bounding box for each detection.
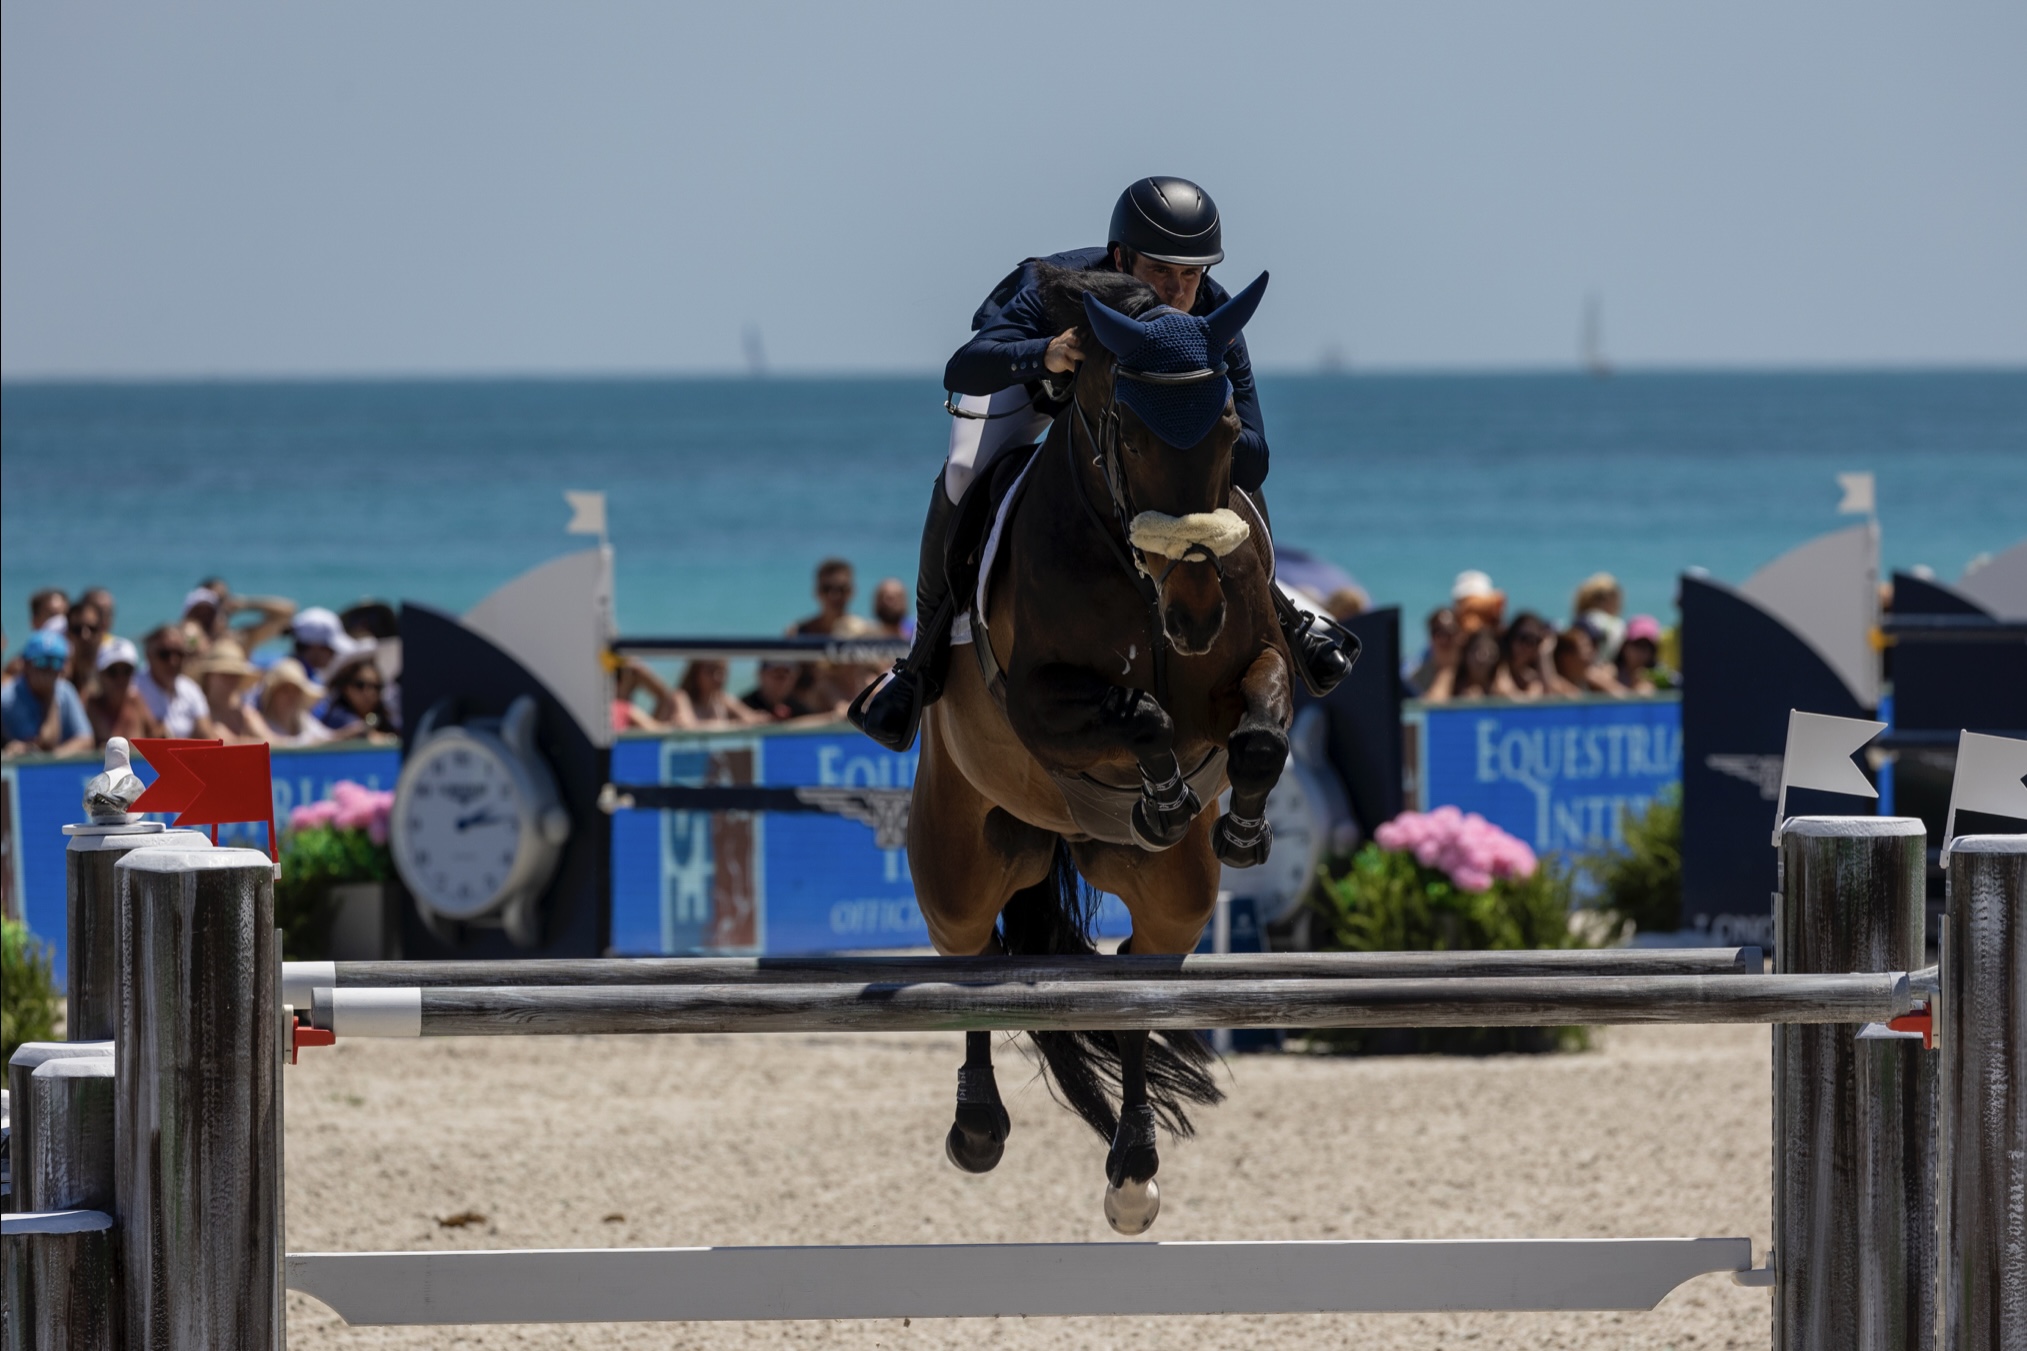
[1007,662,1197,849]
[1103,1025,1163,1234]
[1213,646,1293,868]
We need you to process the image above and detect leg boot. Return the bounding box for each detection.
[1248,486,1361,697]
[849,476,959,752]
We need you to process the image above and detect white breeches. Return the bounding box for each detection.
[943,389,1056,504]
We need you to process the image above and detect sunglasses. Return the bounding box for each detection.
[151,647,185,661]
[27,655,67,671]
[820,582,852,596]
[346,678,384,692]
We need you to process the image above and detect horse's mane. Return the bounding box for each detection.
[1035,262,1161,333]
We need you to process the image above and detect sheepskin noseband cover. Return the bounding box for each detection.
[1127,508,1251,566]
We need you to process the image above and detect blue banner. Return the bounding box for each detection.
[609,726,1131,955]
[3,744,402,988]
[1413,695,1682,854]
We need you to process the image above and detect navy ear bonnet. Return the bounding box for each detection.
[1081,271,1268,449]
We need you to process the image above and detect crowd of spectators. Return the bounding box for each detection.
[1406,570,1675,703]
[2,581,403,760]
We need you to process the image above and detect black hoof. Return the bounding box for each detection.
[1212,812,1274,867]
[1130,786,1200,852]
[945,1101,1011,1174]
[1105,1102,1161,1188]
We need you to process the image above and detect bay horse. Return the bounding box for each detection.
[908,265,1293,1233]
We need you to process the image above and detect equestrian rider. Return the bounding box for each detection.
[850,176,1355,753]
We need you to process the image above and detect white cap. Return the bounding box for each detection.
[182,586,221,616]
[96,636,141,672]
[1451,569,1496,601]
[292,606,345,649]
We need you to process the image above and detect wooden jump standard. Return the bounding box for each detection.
[5,819,2021,1351]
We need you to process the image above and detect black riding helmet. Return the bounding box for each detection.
[1108,177,1224,267]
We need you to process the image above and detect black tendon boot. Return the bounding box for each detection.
[849,476,959,752]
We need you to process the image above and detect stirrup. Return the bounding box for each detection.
[1277,600,1360,698]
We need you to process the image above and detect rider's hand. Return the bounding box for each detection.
[1043,328,1086,375]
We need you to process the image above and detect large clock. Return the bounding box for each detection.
[1219,704,1355,925]
[392,695,571,948]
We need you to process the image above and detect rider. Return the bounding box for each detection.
[850,176,1355,753]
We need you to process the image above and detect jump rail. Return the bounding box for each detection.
[306,971,1918,1039]
[6,814,2021,1351]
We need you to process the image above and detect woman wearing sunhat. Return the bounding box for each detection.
[187,638,275,744]
[259,658,333,746]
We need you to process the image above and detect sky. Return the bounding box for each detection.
[3,2,2024,378]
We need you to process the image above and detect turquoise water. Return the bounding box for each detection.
[3,372,2022,650]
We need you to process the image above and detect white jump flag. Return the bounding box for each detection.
[1941,731,2027,868]
[1836,471,1876,516]
[1772,709,1887,844]
[564,490,607,538]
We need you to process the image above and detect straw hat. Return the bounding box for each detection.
[260,657,326,702]
[188,638,259,684]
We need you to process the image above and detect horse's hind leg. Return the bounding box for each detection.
[1103,1026,1163,1234]
[1213,646,1293,868]
[947,1028,1012,1173]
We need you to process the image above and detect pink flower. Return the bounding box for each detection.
[289,781,394,839]
[1372,807,1537,891]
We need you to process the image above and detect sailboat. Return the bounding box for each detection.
[1583,293,1613,379]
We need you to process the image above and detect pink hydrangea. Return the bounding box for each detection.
[287,781,394,844]
[1373,805,1537,893]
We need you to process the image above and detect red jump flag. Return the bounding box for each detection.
[171,743,279,863]
[129,738,225,815]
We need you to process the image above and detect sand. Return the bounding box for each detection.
[284,1023,1774,1350]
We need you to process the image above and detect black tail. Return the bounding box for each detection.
[999,839,1224,1142]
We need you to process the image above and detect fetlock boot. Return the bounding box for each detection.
[849,477,959,752]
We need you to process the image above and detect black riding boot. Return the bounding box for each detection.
[849,476,958,752]
[1251,487,1360,697]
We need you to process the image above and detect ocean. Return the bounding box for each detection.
[3,371,2022,653]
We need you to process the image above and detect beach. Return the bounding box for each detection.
[285,1022,1772,1349]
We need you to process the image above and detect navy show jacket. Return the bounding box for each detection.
[942,246,1270,492]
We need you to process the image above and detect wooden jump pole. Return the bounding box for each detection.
[283,945,1762,1005]
[306,970,1919,1039]
[1774,816,1933,1351]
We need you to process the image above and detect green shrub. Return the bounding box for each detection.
[3,918,61,1061]
[1586,790,1682,937]
[1307,842,1592,1055]
[275,822,391,960]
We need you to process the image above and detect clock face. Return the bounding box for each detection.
[395,737,528,920]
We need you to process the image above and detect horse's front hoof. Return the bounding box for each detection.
[1212,812,1274,868]
[1130,788,1199,852]
[944,1101,1011,1174]
[1104,1177,1161,1235]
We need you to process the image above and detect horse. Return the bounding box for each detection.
[907,264,1294,1234]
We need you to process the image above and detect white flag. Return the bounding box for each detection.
[1942,731,2027,866]
[564,490,607,537]
[1835,471,1875,516]
[1773,709,1886,843]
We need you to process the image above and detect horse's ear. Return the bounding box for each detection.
[1082,291,1149,359]
[1204,271,1269,353]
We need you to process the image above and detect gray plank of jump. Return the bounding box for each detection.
[285,1236,1752,1324]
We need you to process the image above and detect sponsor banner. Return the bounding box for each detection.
[1412,695,1682,855]
[2,744,402,989]
[609,726,1131,955]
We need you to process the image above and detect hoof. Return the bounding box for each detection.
[1212,812,1274,868]
[1104,1177,1162,1235]
[944,1099,1010,1175]
[1130,787,1200,852]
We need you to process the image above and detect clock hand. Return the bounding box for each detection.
[456,808,507,831]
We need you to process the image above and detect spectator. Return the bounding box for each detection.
[1553,621,1628,696]
[258,659,332,745]
[290,607,357,682]
[1617,615,1669,693]
[319,651,399,743]
[791,558,878,709]
[339,601,399,642]
[1424,625,1511,702]
[613,659,679,733]
[63,599,107,689]
[185,581,297,656]
[1450,570,1507,635]
[1324,586,1368,621]
[741,661,820,721]
[2,631,94,758]
[77,587,116,635]
[1501,612,1571,700]
[4,590,70,679]
[1405,606,1463,696]
[84,637,165,745]
[188,641,275,744]
[872,578,912,639]
[1573,573,1627,663]
[673,660,769,728]
[133,624,215,738]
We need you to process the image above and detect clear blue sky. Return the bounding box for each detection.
[4,2,2023,378]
